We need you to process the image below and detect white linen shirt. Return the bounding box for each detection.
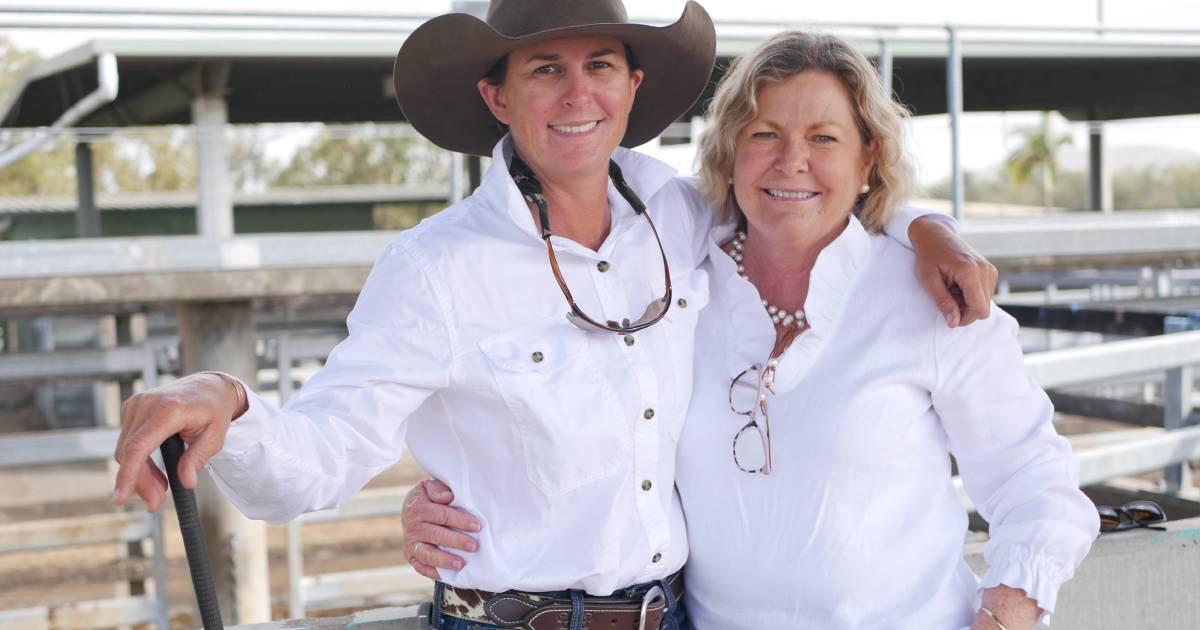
[205,136,934,596]
[676,217,1099,630]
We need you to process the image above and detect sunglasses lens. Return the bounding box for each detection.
[1097,506,1121,532]
[1125,501,1166,525]
[630,297,669,327]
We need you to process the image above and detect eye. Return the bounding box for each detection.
[533,64,560,75]
[588,60,614,70]
[812,134,836,143]
[750,130,777,140]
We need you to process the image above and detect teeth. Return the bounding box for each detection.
[766,189,817,200]
[550,121,598,134]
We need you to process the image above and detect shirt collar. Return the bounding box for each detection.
[707,214,874,384]
[480,134,679,244]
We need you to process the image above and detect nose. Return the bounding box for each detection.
[560,70,594,109]
[775,139,810,174]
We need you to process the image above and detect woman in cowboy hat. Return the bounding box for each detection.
[110,2,996,629]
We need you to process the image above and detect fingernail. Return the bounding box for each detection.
[470,520,482,532]
[111,488,122,504]
[433,490,450,500]
[467,540,479,552]
[946,312,959,327]
[453,559,464,570]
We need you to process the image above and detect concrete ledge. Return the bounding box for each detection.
[966,516,1200,629]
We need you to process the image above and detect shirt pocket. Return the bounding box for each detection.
[661,267,711,439]
[477,317,629,500]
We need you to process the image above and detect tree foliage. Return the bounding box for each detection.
[1004,111,1074,208]
[273,124,446,188]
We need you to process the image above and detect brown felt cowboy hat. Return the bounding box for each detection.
[393,0,716,157]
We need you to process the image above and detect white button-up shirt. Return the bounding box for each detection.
[677,217,1099,629]
[206,136,934,596]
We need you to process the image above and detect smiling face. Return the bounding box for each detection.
[477,35,644,184]
[732,70,876,244]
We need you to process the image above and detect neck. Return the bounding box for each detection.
[740,217,849,313]
[537,175,612,251]
[516,148,612,252]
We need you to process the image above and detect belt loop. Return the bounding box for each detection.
[431,581,445,629]
[569,590,585,630]
[655,578,679,630]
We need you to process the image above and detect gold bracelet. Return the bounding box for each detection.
[979,606,1011,630]
[197,371,248,421]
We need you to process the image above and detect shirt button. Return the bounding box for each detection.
[641,479,652,491]
[651,553,662,563]
[643,408,655,420]
[677,298,688,308]
[597,261,610,272]
[623,335,635,347]
[531,351,544,363]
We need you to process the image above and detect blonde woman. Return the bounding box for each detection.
[673,31,1097,629]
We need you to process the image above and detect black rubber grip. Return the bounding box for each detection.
[160,433,225,630]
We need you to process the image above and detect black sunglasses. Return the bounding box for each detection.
[1097,500,1167,533]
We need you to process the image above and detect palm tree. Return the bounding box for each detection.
[1005,112,1074,208]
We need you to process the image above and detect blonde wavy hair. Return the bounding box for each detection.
[697,31,913,233]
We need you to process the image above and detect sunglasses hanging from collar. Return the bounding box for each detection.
[509,152,673,334]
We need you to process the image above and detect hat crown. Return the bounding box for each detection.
[486,0,630,38]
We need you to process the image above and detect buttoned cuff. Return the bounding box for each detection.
[210,381,270,461]
[979,544,1073,626]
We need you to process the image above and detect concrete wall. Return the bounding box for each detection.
[965,516,1200,630]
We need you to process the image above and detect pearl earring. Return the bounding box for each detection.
[859,184,870,195]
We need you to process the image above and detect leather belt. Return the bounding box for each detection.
[438,570,684,630]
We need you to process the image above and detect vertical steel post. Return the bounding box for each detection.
[276,331,306,619]
[450,152,466,204]
[1088,122,1113,213]
[75,140,100,238]
[1164,316,1196,494]
[193,63,234,239]
[946,27,964,220]
[878,38,893,95]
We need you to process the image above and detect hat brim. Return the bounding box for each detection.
[393,1,716,157]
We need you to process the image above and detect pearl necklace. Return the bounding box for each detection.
[728,231,807,329]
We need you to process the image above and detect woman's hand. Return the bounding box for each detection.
[910,216,998,328]
[401,479,482,579]
[111,372,244,511]
[969,585,1042,630]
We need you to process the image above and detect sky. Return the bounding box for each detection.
[4,0,1200,184]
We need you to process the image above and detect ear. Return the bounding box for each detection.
[860,138,879,184]
[629,67,645,94]
[477,78,511,125]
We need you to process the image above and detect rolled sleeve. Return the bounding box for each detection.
[207,238,454,523]
[932,307,1100,621]
[883,203,958,250]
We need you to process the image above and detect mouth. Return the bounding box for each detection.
[763,188,819,202]
[548,120,600,136]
